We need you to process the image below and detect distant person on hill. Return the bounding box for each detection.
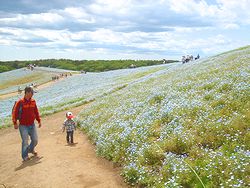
[12,86,42,161]
[195,54,200,60]
[17,86,22,94]
[62,112,76,144]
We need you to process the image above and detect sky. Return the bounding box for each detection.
[0,0,250,61]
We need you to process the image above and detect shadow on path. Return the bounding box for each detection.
[65,142,78,147]
[15,156,43,171]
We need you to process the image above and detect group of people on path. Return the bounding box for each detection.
[12,86,76,162]
[26,64,37,71]
[52,72,72,81]
[182,54,200,64]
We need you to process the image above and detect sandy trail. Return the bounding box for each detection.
[0,105,128,188]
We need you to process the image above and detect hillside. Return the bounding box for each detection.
[0,46,249,187]
[0,64,167,126]
[0,66,77,95]
[77,46,250,187]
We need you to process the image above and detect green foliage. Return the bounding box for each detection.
[123,165,140,185]
[0,59,177,73]
[149,95,165,105]
[0,65,12,73]
[142,144,165,165]
[0,72,48,90]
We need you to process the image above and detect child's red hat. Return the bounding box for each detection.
[66,111,74,119]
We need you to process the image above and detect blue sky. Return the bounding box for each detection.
[0,0,249,61]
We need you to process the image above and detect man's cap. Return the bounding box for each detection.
[24,86,36,94]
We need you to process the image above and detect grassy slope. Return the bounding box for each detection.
[0,67,76,95]
[0,72,48,90]
[78,46,250,187]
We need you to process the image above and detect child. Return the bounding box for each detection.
[62,112,76,144]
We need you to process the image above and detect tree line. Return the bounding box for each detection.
[0,59,177,73]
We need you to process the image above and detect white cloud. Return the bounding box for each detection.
[0,0,249,60]
[168,0,250,27]
[32,29,69,41]
[168,0,219,16]
[0,12,64,26]
[217,0,250,24]
[62,7,95,23]
[0,27,22,36]
[28,12,64,23]
[223,23,239,29]
[0,7,95,29]
[89,0,133,15]
[0,38,11,45]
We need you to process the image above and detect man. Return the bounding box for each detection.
[12,86,42,161]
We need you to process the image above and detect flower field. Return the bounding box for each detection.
[0,46,249,187]
[0,64,166,125]
[77,46,250,187]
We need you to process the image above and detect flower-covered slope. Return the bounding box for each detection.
[78,46,250,187]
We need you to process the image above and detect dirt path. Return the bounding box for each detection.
[0,105,128,188]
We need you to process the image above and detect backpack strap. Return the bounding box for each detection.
[12,99,24,122]
[17,100,23,120]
